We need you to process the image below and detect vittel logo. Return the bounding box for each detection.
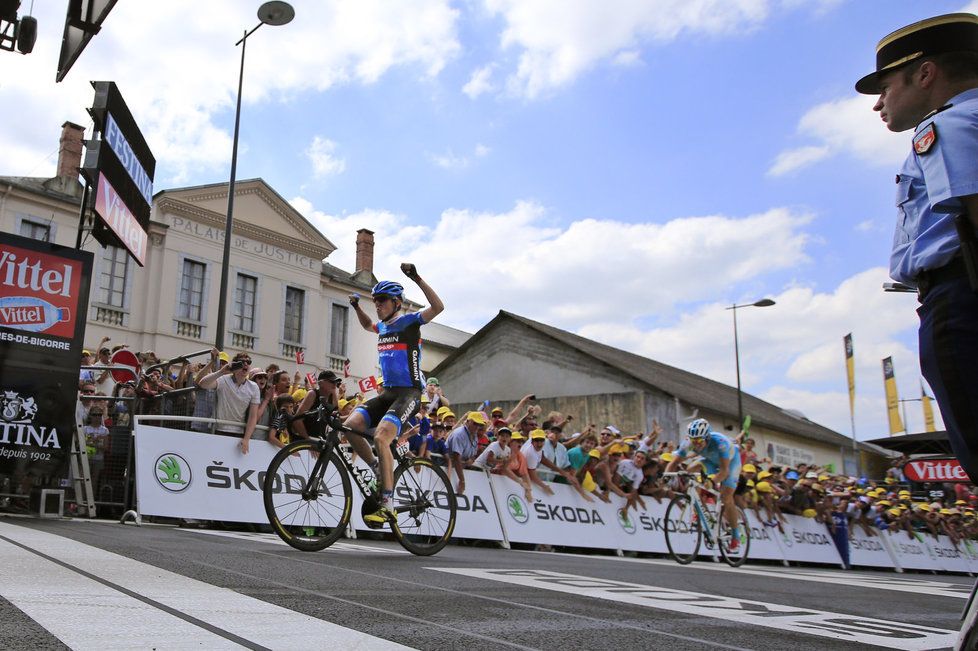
[0,251,73,296]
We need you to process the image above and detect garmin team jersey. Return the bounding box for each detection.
[374,311,426,389]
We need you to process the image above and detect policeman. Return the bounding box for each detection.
[858,13,978,481]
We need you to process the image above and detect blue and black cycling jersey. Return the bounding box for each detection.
[374,311,426,389]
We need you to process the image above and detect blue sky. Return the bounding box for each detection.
[5,0,976,440]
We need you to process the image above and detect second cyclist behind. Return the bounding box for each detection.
[664,418,744,551]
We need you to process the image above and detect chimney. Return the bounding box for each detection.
[56,121,85,180]
[355,228,375,275]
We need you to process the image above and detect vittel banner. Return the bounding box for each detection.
[0,233,92,505]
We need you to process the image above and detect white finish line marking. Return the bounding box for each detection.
[431,567,955,650]
[177,528,409,553]
[0,521,410,650]
[526,550,973,600]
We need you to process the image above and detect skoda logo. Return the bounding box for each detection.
[618,509,636,535]
[507,494,529,523]
[155,453,192,492]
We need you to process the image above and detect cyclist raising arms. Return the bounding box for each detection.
[345,263,444,525]
[664,418,744,551]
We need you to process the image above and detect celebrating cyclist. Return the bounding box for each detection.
[664,418,744,551]
[344,263,444,525]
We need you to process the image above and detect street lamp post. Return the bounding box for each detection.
[725,298,776,428]
[214,1,294,351]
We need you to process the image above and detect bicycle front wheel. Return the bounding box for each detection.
[390,458,457,556]
[718,506,751,567]
[664,494,702,564]
[263,439,352,552]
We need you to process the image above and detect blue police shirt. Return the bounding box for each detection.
[891,88,978,285]
[674,431,738,474]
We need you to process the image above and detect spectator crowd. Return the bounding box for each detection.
[77,341,978,553]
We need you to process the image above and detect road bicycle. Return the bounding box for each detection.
[262,405,457,556]
[662,470,750,567]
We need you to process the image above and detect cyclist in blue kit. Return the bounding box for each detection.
[344,263,444,525]
[664,418,744,551]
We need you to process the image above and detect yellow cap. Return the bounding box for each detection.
[588,448,602,459]
[660,452,674,462]
[884,477,897,484]
[877,500,891,507]
[436,406,452,417]
[818,474,829,482]
[888,508,903,517]
[291,388,308,401]
[755,481,773,493]
[530,428,546,440]
[218,351,230,363]
[914,503,932,512]
[510,431,525,441]
[757,470,772,480]
[338,398,349,410]
[802,508,817,518]
[742,464,757,473]
[467,411,487,426]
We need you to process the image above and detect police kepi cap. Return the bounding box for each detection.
[856,13,978,94]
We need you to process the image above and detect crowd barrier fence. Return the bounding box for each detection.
[132,420,976,574]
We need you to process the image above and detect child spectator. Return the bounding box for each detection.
[269,394,296,449]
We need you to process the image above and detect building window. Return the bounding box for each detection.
[283,286,304,343]
[99,245,129,308]
[330,304,348,356]
[178,259,206,322]
[233,273,257,333]
[19,219,51,242]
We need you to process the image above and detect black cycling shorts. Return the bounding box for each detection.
[354,387,421,433]
[735,475,750,496]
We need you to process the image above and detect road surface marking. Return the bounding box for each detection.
[0,521,410,650]
[432,567,956,650]
[522,548,973,599]
[176,527,409,553]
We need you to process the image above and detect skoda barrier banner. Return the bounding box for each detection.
[489,474,623,549]
[348,464,504,541]
[773,514,845,567]
[847,527,897,568]
[884,529,943,571]
[928,534,973,573]
[0,233,93,505]
[744,511,790,561]
[135,425,504,541]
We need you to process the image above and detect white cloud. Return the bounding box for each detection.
[428,143,492,170]
[306,137,346,177]
[767,145,830,176]
[0,0,460,182]
[486,0,771,98]
[771,95,911,175]
[463,65,496,99]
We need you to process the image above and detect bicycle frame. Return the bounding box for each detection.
[299,410,421,516]
[665,471,726,546]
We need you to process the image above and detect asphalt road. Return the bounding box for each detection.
[0,516,971,650]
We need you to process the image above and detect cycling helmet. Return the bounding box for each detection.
[687,418,711,440]
[371,280,404,299]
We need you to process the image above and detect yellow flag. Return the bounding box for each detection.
[921,380,936,433]
[844,334,856,420]
[882,357,904,435]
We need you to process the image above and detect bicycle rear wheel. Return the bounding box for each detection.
[718,506,751,567]
[264,439,352,552]
[390,458,456,556]
[664,494,702,564]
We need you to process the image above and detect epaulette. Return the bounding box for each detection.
[918,103,952,127]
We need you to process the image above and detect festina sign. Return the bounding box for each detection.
[903,458,970,483]
[81,81,155,267]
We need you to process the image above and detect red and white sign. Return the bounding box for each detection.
[903,458,970,483]
[358,375,379,394]
[0,243,82,339]
[295,349,304,365]
[95,171,147,266]
[110,348,141,383]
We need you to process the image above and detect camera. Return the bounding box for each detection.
[529,394,536,400]
[230,360,245,371]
